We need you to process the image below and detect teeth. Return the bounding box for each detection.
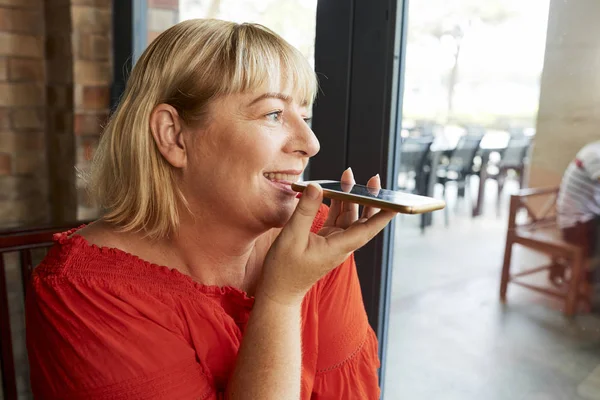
[264,173,299,182]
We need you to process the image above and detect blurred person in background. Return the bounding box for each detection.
[555,140,600,307]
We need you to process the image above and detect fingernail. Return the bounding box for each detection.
[305,183,320,200]
[347,167,355,181]
[375,173,380,181]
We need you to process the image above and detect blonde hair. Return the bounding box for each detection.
[89,19,318,239]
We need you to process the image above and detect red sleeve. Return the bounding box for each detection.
[312,254,381,399]
[26,274,216,400]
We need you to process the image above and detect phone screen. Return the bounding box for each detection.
[318,181,435,207]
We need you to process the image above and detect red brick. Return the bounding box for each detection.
[0,83,44,106]
[0,153,11,175]
[0,57,6,81]
[0,0,41,7]
[71,6,111,34]
[91,35,110,60]
[80,86,110,110]
[74,112,107,135]
[70,0,111,7]
[75,33,110,61]
[74,60,110,85]
[11,108,43,130]
[0,33,43,58]
[14,150,44,174]
[0,176,40,203]
[8,58,44,81]
[0,108,9,129]
[0,9,42,34]
[148,0,178,10]
[0,131,44,153]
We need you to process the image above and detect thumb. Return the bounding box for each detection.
[284,183,323,240]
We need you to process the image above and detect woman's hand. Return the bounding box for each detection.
[322,168,381,233]
[258,169,395,306]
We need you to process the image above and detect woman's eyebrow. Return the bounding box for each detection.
[248,92,292,106]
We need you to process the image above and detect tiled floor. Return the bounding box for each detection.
[383,180,600,400]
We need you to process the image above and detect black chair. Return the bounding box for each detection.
[0,221,90,400]
[397,137,433,233]
[490,135,533,215]
[436,135,483,223]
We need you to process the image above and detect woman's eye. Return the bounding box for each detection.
[303,117,313,125]
[266,111,283,122]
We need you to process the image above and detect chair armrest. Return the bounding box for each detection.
[515,187,559,198]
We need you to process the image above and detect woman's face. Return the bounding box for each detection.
[181,88,320,231]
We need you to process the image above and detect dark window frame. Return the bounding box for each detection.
[111,0,147,110]
[311,0,408,390]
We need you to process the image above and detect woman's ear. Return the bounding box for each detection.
[150,104,187,168]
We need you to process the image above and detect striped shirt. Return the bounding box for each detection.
[557,141,600,228]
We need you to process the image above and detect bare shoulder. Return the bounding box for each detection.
[72,220,132,252]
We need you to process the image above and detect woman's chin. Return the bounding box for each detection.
[264,202,297,228]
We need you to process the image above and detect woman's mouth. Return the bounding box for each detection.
[263,172,301,196]
[263,172,301,183]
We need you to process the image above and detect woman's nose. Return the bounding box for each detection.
[290,117,320,157]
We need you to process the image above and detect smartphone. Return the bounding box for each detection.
[291,180,446,214]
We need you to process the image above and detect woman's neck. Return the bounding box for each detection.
[166,216,273,293]
[79,217,277,296]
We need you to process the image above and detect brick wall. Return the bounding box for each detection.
[0,0,48,229]
[1,1,111,398]
[0,0,112,228]
[0,1,190,396]
[72,0,111,220]
[0,2,46,398]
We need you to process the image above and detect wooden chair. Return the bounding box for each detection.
[500,187,590,316]
[0,222,85,400]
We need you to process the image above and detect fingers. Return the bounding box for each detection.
[283,183,323,244]
[341,167,358,226]
[325,210,397,253]
[362,174,381,219]
[324,198,341,227]
[340,167,354,185]
[325,168,353,228]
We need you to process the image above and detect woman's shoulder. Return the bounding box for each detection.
[35,221,140,281]
[33,222,189,297]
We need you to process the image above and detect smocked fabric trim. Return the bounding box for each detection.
[40,204,329,310]
[315,326,372,375]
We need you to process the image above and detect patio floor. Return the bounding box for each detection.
[383,178,600,400]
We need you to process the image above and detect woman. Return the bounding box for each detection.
[26,19,396,399]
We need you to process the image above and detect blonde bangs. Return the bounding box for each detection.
[220,23,318,106]
[89,19,318,239]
